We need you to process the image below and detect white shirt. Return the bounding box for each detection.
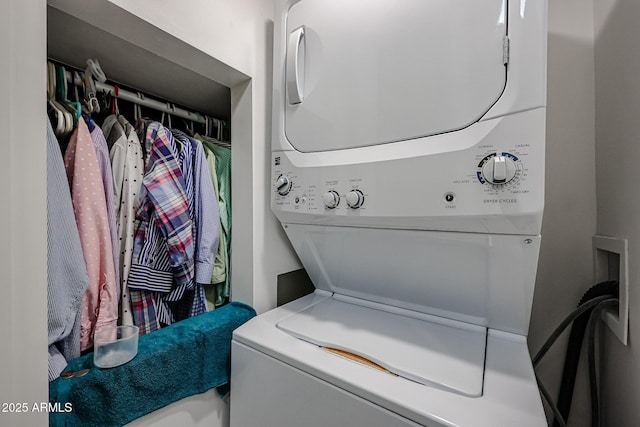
[104,115,145,326]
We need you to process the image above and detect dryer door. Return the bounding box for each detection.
[284,0,508,152]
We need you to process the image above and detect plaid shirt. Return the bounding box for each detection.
[164,135,198,320]
[127,122,194,334]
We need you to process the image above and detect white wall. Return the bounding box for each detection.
[528,0,598,424]
[0,1,48,426]
[594,0,640,425]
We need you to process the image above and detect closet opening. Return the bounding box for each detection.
[46,0,254,345]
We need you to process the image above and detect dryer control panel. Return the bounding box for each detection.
[271,109,545,236]
[273,171,370,212]
[273,144,533,213]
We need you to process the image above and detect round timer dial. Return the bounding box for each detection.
[477,153,521,188]
[275,175,292,196]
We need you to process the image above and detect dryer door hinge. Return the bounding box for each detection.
[503,36,510,66]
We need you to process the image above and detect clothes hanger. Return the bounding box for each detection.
[72,71,95,133]
[46,62,65,136]
[192,112,203,136]
[101,90,112,114]
[82,59,106,114]
[111,84,120,116]
[48,62,74,136]
[64,68,83,124]
[55,66,74,134]
[47,64,74,136]
[134,92,143,122]
[122,91,143,130]
[58,65,82,128]
[164,103,185,152]
[56,66,76,134]
[166,103,173,129]
[47,62,64,135]
[214,119,230,147]
[138,92,145,115]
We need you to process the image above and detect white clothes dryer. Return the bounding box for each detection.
[231,0,548,425]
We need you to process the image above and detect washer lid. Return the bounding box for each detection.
[276,295,487,397]
[284,0,507,152]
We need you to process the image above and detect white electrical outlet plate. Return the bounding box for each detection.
[593,235,628,345]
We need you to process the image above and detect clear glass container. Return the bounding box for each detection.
[93,325,139,368]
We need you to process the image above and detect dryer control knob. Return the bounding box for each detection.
[481,155,516,185]
[276,175,292,196]
[323,191,340,209]
[345,189,365,209]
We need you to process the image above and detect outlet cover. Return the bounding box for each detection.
[593,235,628,345]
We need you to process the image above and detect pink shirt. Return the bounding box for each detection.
[64,120,119,351]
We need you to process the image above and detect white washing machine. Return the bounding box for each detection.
[231,0,547,425]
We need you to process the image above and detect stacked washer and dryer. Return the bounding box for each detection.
[231,0,547,425]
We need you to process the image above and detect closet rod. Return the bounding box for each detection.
[64,70,207,124]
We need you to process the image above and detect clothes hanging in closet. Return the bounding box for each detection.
[127,121,220,334]
[102,114,144,326]
[47,117,89,381]
[47,61,230,375]
[63,120,119,352]
[172,130,220,319]
[197,135,231,307]
[128,121,193,333]
[199,139,226,309]
[204,153,224,284]
[90,125,120,299]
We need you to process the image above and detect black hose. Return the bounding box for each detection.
[587,299,618,427]
[532,295,612,367]
[536,373,568,427]
[552,280,618,427]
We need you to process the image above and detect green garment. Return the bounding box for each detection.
[196,135,231,307]
[206,153,227,285]
[203,150,227,310]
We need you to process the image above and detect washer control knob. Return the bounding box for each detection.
[482,155,516,185]
[345,189,365,209]
[323,191,340,209]
[275,175,292,196]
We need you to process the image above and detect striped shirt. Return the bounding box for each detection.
[170,131,220,320]
[128,122,194,334]
[47,118,89,380]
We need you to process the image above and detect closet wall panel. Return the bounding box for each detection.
[48,8,232,120]
[1,0,48,425]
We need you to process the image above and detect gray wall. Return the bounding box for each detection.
[0,1,48,426]
[528,0,598,424]
[531,1,640,425]
[594,0,640,425]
